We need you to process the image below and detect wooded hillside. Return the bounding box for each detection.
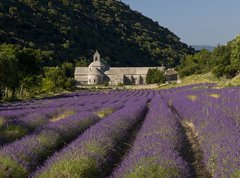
[0,0,194,67]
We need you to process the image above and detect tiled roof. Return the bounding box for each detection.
[74,67,88,75]
[165,69,178,75]
[105,67,164,75]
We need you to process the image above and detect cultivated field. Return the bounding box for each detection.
[0,84,239,178]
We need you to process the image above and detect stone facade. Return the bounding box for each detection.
[74,51,177,85]
[165,68,178,81]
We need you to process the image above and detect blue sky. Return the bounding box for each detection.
[121,0,240,46]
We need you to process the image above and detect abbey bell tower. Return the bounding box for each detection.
[93,50,100,62]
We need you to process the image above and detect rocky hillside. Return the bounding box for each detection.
[0,0,194,67]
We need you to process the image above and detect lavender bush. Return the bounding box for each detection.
[0,112,100,177]
[33,99,148,178]
[111,97,190,178]
[0,86,239,177]
[170,91,240,177]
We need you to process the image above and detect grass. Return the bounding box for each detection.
[209,93,220,99]
[36,131,62,150]
[159,73,240,90]
[232,170,240,178]
[38,156,99,178]
[181,73,219,84]
[50,110,75,122]
[124,161,180,178]
[0,125,28,143]
[37,139,111,177]
[230,75,240,86]
[0,89,73,104]
[180,120,212,178]
[0,117,5,128]
[37,142,105,178]
[187,95,198,101]
[96,108,115,119]
[0,156,28,178]
[207,144,218,176]
[83,141,107,155]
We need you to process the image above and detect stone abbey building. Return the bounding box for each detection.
[74,51,178,85]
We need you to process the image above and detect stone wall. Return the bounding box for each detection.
[74,66,172,86]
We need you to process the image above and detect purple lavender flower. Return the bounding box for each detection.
[111,97,190,178]
[0,112,100,177]
[170,88,240,177]
[33,99,148,178]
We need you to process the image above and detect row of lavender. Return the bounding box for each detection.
[0,90,154,177]
[164,86,240,177]
[33,82,218,177]
[34,98,149,177]
[111,85,239,178]
[31,84,217,177]
[0,90,151,145]
[1,84,239,177]
[111,96,190,177]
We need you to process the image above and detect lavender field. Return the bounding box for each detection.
[0,84,239,178]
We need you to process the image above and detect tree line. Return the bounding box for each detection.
[0,44,75,101]
[179,35,240,79]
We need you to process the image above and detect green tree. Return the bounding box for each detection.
[43,67,66,91]
[75,58,88,67]
[146,68,166,84]
[0,44,55,99]
[8,6,18,18]
[61,62,74,78]
[211,36,239,79]
[179,49,211,77]
[0,44,20,99]
[211,44,232,78]
[17,48,43,78]
[230,35,240,74]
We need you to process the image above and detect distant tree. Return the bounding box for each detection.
[179,49,211,77]
[8,6,18,18]
[180,36,240,79]
[0,44,56,99]
[64,78,76,90]
[211,36,240,79]
[230,35,240,74]
[0,44,20,99]
[179,64,200,78]
[62,0,69,6]
[225,65,238,78]
[61,62,74,78]
[43,67,66,91]
[17,48,43,77]
[211,45,232,78]
[42,65,76,92]
[75,58,88,67]
[212,65,225,79]
[146,68,166,84]
[21,75,42,96]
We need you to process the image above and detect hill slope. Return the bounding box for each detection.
[0,0,194,67]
